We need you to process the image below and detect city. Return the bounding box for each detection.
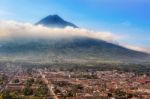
[0,63,150,99]
[0,0,150,99]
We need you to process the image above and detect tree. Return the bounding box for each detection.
[127,93,133,98]
[23,86,33,96]
[107,93,113,97]
[29,78,34,83]
[26,78,34,86]
[54,88,61,94]
[114,89,126,99]
[1,91,13,99]
[34,85,48,96]
[0,75,7,85]
[76,84,83,90]
[13,79,19,83]
[66,91,74,97]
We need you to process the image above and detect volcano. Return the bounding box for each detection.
[0,15,149,63]
[36,15,78,28]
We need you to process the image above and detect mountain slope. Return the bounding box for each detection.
[0,37,149,63]
[36,15,78,28]
[0,15,149,63]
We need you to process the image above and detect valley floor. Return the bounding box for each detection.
[0,62,150,99]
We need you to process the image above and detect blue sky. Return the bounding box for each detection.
[0,0,150,51]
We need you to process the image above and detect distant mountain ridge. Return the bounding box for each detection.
[36,15,78,28]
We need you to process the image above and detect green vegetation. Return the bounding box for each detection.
[13,78,19,83]
[1,91,13,99]
[34,85,48,97]
[21,62,150,76]
[66,91,74,97]
[0,75,7,85]
[107,93,113,97]
[26,78,34,86]
[0,91,21,99]
[23,86,33,96]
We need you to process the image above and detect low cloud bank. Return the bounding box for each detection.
[0,20,122,42]
[0,20,149,53]
[123,44,150,53]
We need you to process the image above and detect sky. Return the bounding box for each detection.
[0,0,150,52]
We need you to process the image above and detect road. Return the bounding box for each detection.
[38,70,58,99]
[0,68,19,93]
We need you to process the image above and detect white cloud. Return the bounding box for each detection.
[123,44,150,53]
[0,20,122,42]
